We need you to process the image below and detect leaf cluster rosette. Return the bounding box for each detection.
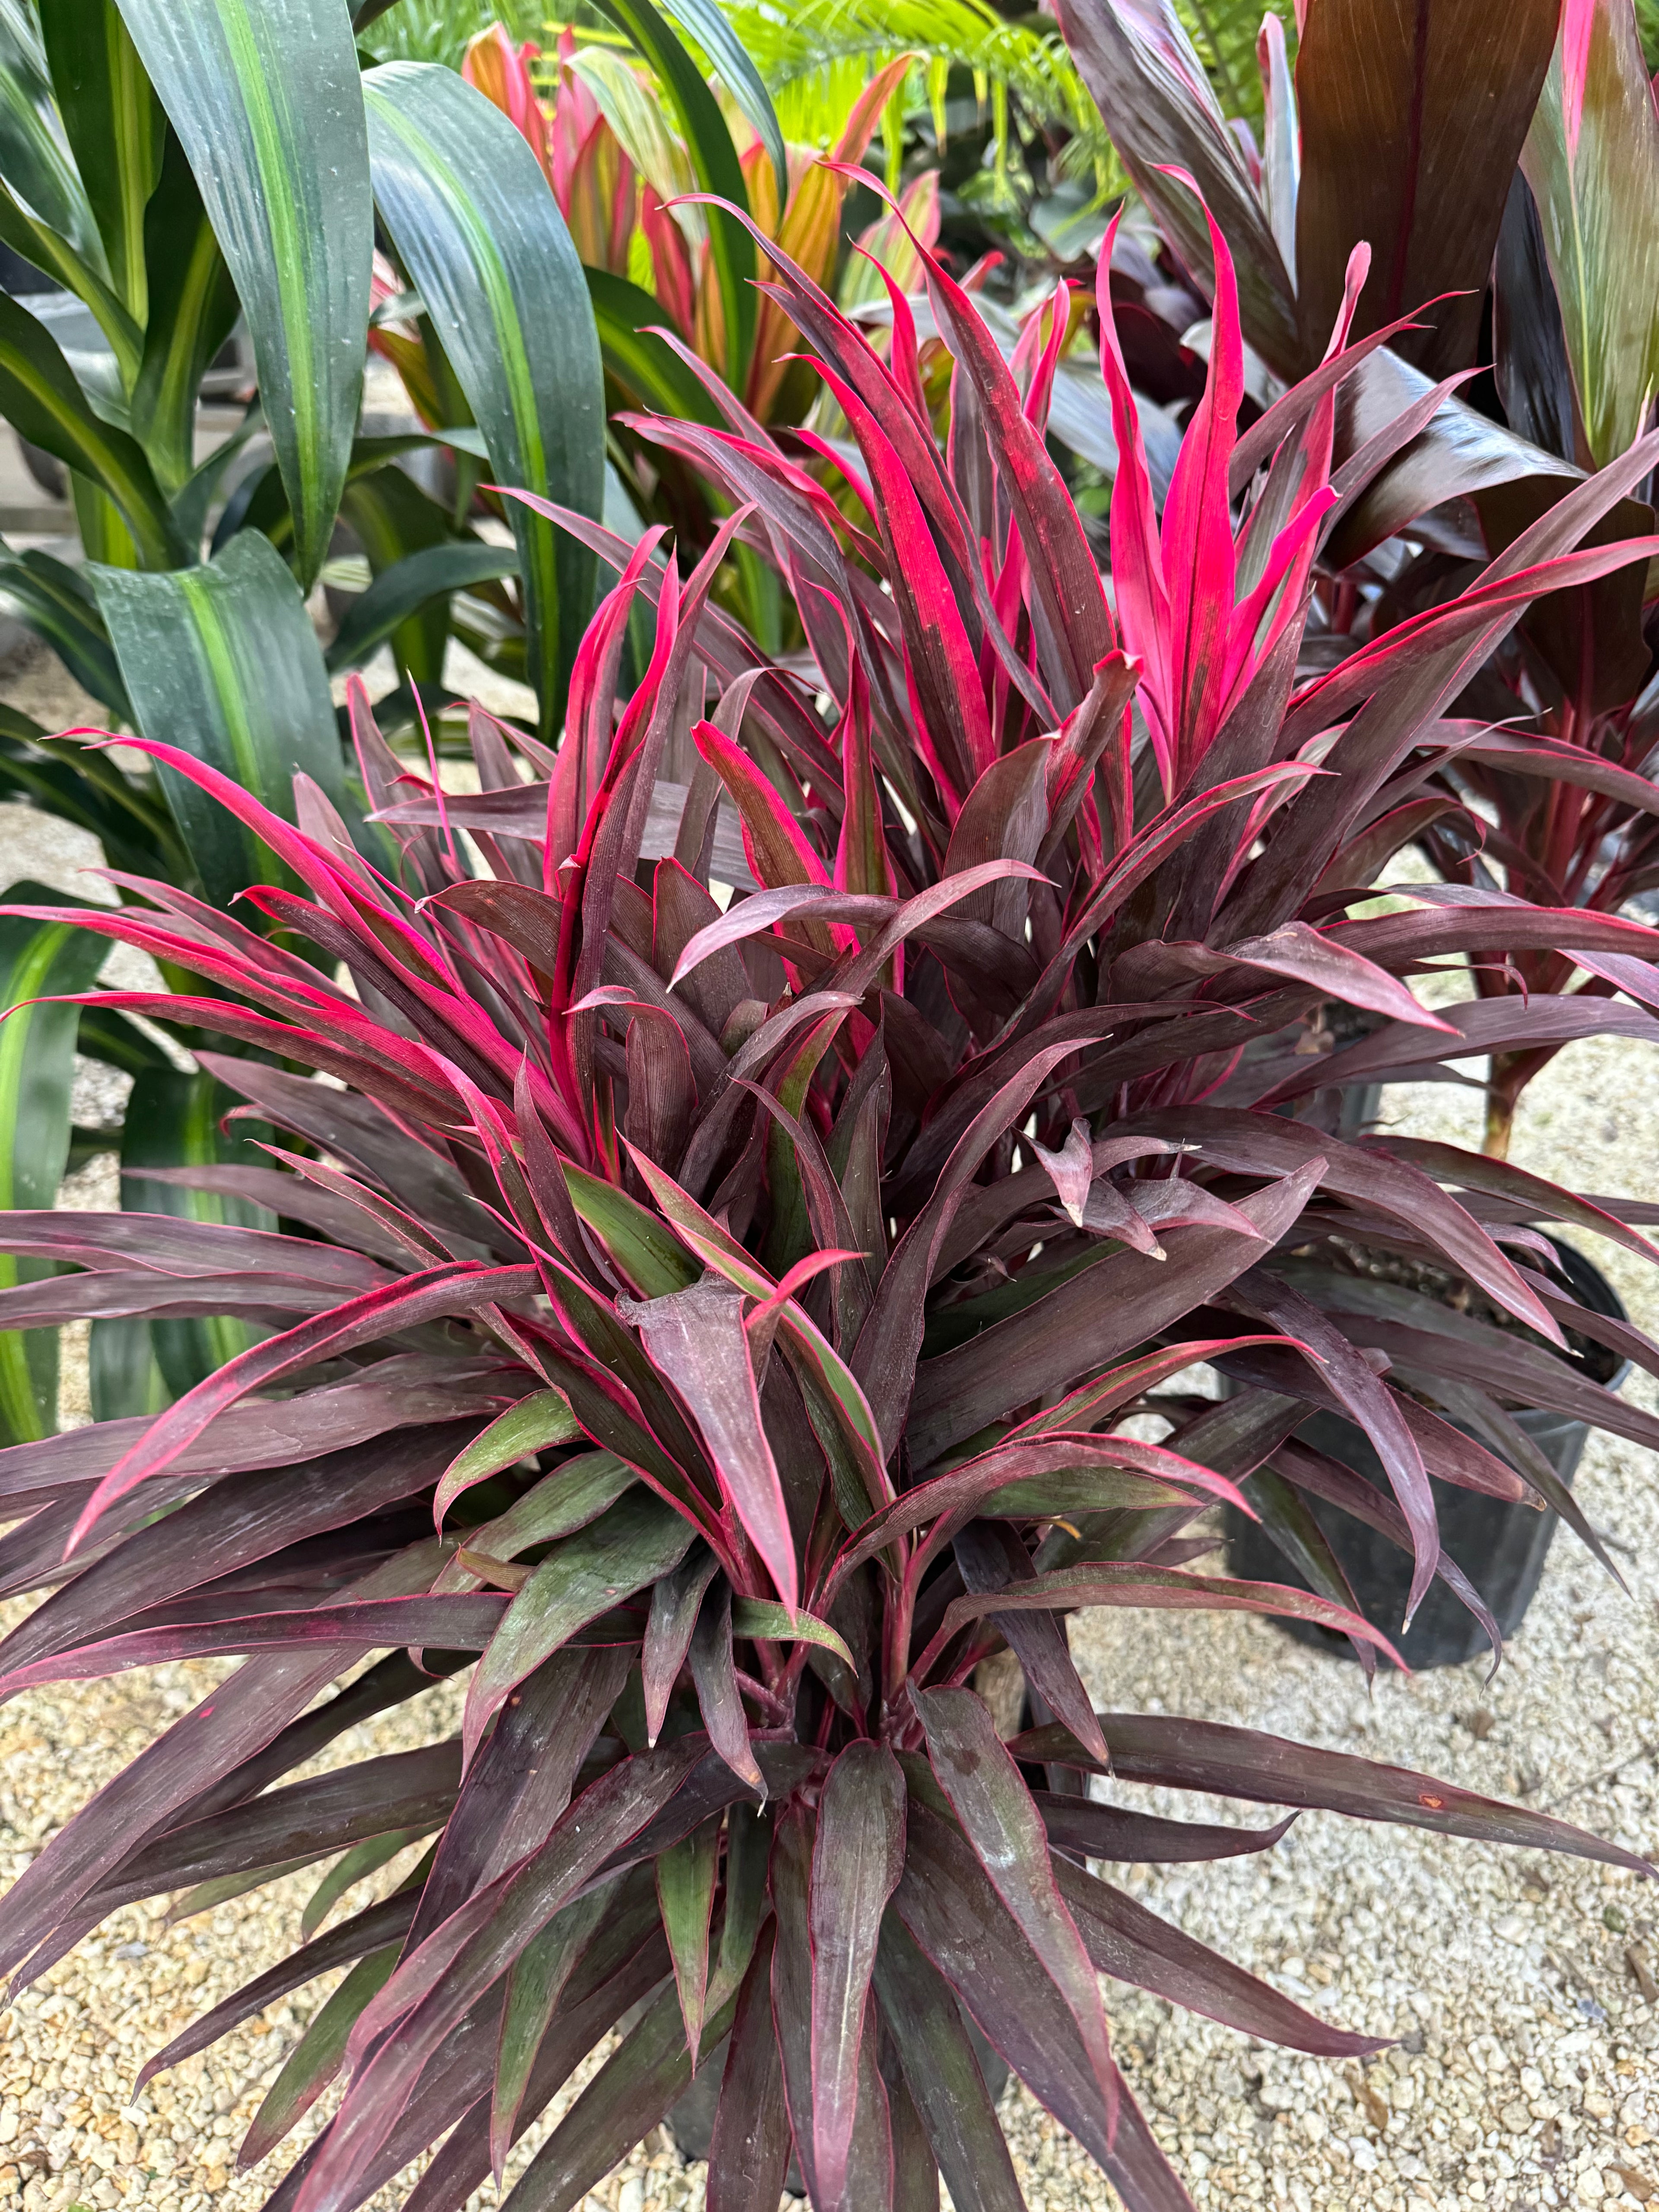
[1,189,1658,2212]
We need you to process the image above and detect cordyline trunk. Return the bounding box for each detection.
[0,174,1656,2212]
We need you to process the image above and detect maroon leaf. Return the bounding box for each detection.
[1055,1855,1385,2054]
[913,1688,1117,2130]
[873,1915,1029,2212]
[67,1264,540,1551]
[810,1740,906,2206]
[622,1279,798,1611]
[707,1925,790,2212]
[688,1582,763,1792]
[1007,1715,1656,1873]
[1033,1793,1298,1866]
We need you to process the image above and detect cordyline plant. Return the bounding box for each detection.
[1053,0,1659,1156]
[6,194,1659,2212]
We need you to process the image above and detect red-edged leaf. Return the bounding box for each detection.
[0,1597,508,1696]
[642,1544,721,1745]
[707,1924,790,2212]
[810,1740,906,2206]
[913,1688,1116,2132]
[67,1265,539,1552]
[1007,1715,1656,1872]
[621,1278,798,1611]
[873,1915,1029,2212]
[915,1560,1404,1681]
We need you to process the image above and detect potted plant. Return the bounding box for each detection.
[1053,0,1659,1656]
[1,188,1657,2211]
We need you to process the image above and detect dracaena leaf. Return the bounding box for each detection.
[115,0,372,583]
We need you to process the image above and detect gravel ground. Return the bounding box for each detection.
[1,639,1657,2211]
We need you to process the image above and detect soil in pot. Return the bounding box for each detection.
[1224,1237,1628,1669]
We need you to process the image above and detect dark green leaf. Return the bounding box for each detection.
[41,0,163,325]
[92,528,348,907]
[0,887,111,1445]
[491,1885,613,2184]
[591,0,755,382]
[586,266,722,423]
[130,131,239,496]
[326,540,516,676]
[114,0,373,582]
[241,1942,400,2166]
[364,60,604,738]
[0,547,127,715]
[0,292,179,564]
[657,1812,720,2057]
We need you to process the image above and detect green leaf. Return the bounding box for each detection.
[490,1885,613,2184]
[335,462,475,684]
[92,529,347,907]
[101,1067,274,1408]
[591,0,756,383]
[0,887,111,1445]
[130,133,239,495]
[300,1826,428,1942]
[1520,0,1659,465]
[0,546,128,716]
[363,60,604,741]
[326,539,517,678]
[460,1486,696,1759]
[432,1389,583,1525]
[656,1812,720,2057]
[41,0,164,326]
[113,0,373,583]
[239,1943,400,2167]
[564,1159,699,1297]
[586,265,722,424]
[653,0,786,212]
[0,2,100,260]
[0,293,179,564]
[730,1597,856,1672]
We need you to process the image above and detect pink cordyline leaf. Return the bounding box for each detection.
[621,1279,799,1612]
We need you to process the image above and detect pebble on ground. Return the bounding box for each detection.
[1,644,1656,2211]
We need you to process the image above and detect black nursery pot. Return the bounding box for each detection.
[1224,1239,1629,1669]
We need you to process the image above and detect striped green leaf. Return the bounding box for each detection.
[364,61,604,741]
[594,0,756,384]
[0,1,100,262]
[1521,0,1659,467]
[130,133,239,496]
[0,292,181,566]
[41,0,163,327]
[112,0,373,584]
[655,0,785,211]
[586,266,722,425]
[0,546,129,715]
[93,1067,273,1417]
[0,887,111,1446]
[92,529,346,908]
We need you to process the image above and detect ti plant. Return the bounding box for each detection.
[2,188,1659,2212]
[1053,0,1659,1154]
